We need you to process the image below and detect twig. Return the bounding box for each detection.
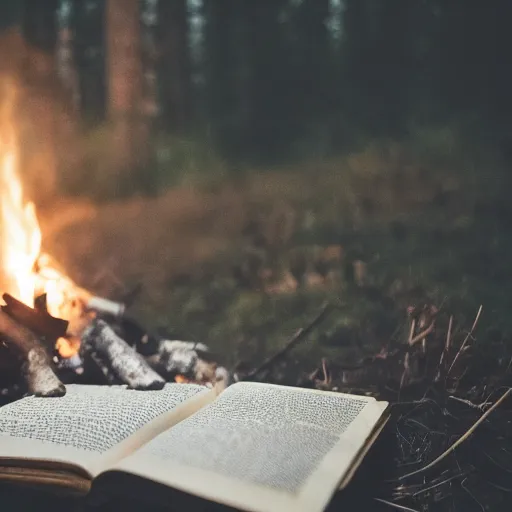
[447,305,482,376]
[435,315,453,382]
[314,358,331,389]
[374,498,419,512]
[321,358,330,385]
[445,315,453,351]
[461,477,485,512]
[399,387,512,481]
[408,319,416,344]
[245,302,332,379]
[408,323,435,346]
[399,352,410,395]
[412,471,468,497]
[448,395,487,412]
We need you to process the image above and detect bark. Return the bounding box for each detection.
[106,0,149,194]
[156,0,192,131]
[81,319,165,390]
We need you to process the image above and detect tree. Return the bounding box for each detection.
[341,0,413,136]
[20,0,60,204]
[106,0,149,195]
[156,0,192,132]
[239,0,293,161]
[70,0,106,126]
[202,0,241,155]
[290,0,332,153]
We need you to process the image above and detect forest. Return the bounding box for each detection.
[2,2,512,511]
[0,0,511,371]
[0,0,511,376]
[3,1,512,193]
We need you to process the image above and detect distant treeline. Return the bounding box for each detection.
[2,1,512,196]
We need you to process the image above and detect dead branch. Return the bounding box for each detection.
[244,302,332,380]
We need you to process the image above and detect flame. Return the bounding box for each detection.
[0,79,84,359]
[0,80,42,306]
[34,253,92,320]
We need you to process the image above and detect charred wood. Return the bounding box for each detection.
[1,293,68,345]
[112,316,160,356]
[0,310,65,397]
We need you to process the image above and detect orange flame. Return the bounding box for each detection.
[0,80,92,360]
[0,80,42,306]
[0,80,85,322]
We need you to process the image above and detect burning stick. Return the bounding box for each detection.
[81,319,165,390]
[34,254,126,321]
[0,310,65,397]
[1,293,68,344]
[86,296,125,318]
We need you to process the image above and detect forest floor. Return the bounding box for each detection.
[39,138,512,376]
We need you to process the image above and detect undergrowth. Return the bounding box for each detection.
[44,124,512,372]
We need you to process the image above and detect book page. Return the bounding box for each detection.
[0,383,211,479]
[105,382,388,512]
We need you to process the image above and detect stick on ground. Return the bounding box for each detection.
[245,302,332,380]
[399,387,512,481]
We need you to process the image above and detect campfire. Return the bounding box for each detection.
[0,80,225,398]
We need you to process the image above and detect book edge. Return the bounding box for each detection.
[296,399,389,512]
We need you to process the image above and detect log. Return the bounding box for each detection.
[146,339,217,384]
[81,319,165,390]
[86,296,125,318]
[0,310,65,397]
[1,293,68,344]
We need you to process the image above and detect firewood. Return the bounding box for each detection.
[80,319,165,390]
[1,293,68,344]
[145,339,218,384]
[86,296,125,318]
[0,310,65,397]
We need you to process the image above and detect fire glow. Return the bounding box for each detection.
[0,79,87,357]
[0,82,41,307]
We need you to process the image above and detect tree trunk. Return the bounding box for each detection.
[20,0,60,204]
[71,0,106,125]
[106,0,149,196]
[156,0,192,132]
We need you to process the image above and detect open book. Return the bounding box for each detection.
[0,381,388,512]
